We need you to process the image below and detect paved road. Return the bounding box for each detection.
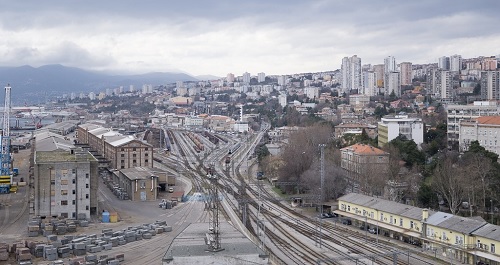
[0,149,31,244]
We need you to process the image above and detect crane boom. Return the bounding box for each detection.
[1,84,11,176]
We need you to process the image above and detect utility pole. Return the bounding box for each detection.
[317,144,326,248]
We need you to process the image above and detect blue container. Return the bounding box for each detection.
[102,211,110,223]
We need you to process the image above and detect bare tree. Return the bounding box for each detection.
[278,124,333,189]
[300,160,347,201]
[463,152,493,211]
[432,152,467,215]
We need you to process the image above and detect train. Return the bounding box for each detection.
[228,143,241,154]
[186,132,204,152]
[202,131,220,145]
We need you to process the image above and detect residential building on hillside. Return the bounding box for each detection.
[378,115,423,147]
[399,62,413,86]
[341,55,362,94]
[384,56,397,94]
[334,123,377,139]
[340,144,389,191]
[446,101,500,148]
[459,116,500,156]
[362,71,377,96]
[481,71,500,100]
[438,56,450,70]
[373,64,384,88]
[450,54,462,72]
[387,71,401,96]
[348,94,370,111]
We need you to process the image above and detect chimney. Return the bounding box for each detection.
[422,209,429,221]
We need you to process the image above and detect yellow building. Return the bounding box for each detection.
[337,193,426,245]
[337,193,500,265]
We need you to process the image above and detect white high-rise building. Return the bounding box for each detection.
[278,75,287,86]
[258,72,266,83]
[384,56,397,95]
[242,72,251,84]
[438,71,452,100]
[387,71,401,97]
[450,54,462,72]
[362,71,377,96]
[438,56,450,70]
[129,85,135,92]
[340,55,362,94]
[226,73,235,83]
[176,81,184,88]
[88,92,96,100]
[278,94,287,107]
[304,87,319,100]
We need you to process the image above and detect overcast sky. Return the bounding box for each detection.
[1,0,499,77]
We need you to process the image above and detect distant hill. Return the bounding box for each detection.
[195,74,221,81]
[0,64,198,104]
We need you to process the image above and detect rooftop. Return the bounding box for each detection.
[163,222,267,265]
[476,116,500,125]
[340,144,387,155]
[35,150,96,163]
[120,167,158,181]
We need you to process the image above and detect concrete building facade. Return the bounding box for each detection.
[378,115,424,147]
[459,116,500,156]
[34,149,98,219]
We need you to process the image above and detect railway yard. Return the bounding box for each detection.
[0,126,452,264]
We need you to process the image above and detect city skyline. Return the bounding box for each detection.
[0,1,499,76]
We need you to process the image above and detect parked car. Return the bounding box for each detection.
[168,187,174,193]
[341,219,352,225]
[368,228,379,234]
[325,212,338,218]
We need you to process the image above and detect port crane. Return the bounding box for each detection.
[0,84,12,193]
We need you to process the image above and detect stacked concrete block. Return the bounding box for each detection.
[16,247,32,262]
[57,246,71,258]
[155,227,164,234]
[68,224,77,233]
[142,233,152,239]
[85,254,97,263]
[52,260,65,265]
[44,246,57,261]
[47,235,58,242]
[0,243,8,261]
[164,226,172,232]
[155,220,167,226]
[79,220,89,227]
[73,242,87,256]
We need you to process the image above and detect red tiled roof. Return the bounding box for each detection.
[340,143,387,155]
[476,116,500,125]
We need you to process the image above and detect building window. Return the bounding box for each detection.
[133,148,136,151]
[61,200,68,205]
[61,180,68,185]
[390,216,393,224]
[86,174,89,179]
[347,205,350,211]
[145,159,149,163]
[61,213,68,218]
[72,169,76,174]
[85,194,89,199]
[61,190,68,195]
[133,160,137,163]
[51,180,55,185]
[121,154,125,157]
[72,212,76,218]
[145,153,148,157]
[86,206,89,210]
[399,218,403,226]
[72,179,76,184]
[121,166,125,169]
[72,190,75,194]
[145,148,148,151]
[492,244,496,253]
[410,221,414,229]
[133,154,137,158]
[86,184,89,188]
[121,160,125,164]
[380,213,384,221]
[121,148,125,151]
[72,200,76,205]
